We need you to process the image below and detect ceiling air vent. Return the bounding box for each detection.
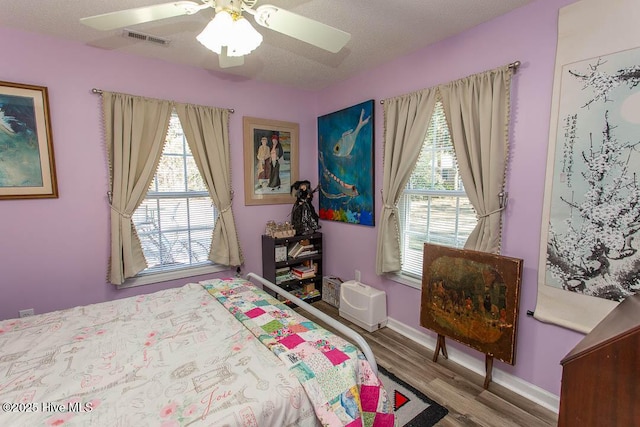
[122,29,171,46]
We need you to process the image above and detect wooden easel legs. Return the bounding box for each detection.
[433,334,448,362]
[432,334,494,389]
[484,354,494,389]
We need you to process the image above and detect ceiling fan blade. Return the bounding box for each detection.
[252,5,350,53]
[219,47,245,68]
[80,1,203,31]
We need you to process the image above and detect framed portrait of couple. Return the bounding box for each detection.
[243,116,299,206]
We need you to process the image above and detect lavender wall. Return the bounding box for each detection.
[1,0,586,398]
[0,28,315,320]
[315,0,582,396]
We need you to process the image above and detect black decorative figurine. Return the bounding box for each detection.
[290,180,320,235]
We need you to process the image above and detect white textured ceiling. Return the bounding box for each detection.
[1,0,533,90]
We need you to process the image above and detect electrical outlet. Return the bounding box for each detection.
[19,308,34,318]
[355,270,361,282]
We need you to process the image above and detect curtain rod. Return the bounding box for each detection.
[91,88,235,113]
[379,60,521,104]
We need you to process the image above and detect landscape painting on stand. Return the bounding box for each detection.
[420,243,523,364]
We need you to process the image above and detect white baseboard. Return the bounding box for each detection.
[386,317,560,414]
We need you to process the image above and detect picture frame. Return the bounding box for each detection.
[420,243,523,365]
[243,116,298,205]
[317,99,374,226]
[0,81,58,200]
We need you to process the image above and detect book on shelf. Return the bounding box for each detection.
[292,271,315,280]
[275,267,294,284]
[291,288,321,301]
[275,286,320,304]
[276,266,290,275]
[288,240,313,258]
[297,249,318,258]
[291,264,316,279]
[276,273,295,284]
[291,270,315,277]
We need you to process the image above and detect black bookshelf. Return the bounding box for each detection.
[261,232,323,305]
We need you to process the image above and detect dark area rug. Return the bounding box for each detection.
[378,365,449,426]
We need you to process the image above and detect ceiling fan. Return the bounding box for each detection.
[80,0,351,68]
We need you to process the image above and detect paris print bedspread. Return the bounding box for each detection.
[0,282,319,426]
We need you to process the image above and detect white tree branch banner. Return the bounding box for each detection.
[536,0,640,333]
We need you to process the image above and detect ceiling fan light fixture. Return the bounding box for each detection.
[81,1,349,66]
[197,10,262,57]
[227,16,263,57]
[196,10,233,54]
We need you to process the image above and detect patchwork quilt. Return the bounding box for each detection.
[203,278,394,427]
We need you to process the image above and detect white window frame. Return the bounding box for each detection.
[118,111,224,289]
[393,101,476,289]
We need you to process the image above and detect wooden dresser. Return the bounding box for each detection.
[558,293,640,426]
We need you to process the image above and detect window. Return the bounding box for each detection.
[131,110,218,279]
[397,101,477,279]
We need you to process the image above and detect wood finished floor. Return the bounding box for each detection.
[301,301,559,427]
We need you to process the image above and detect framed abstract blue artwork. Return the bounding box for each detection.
[317,100,374,226]
[0,81,58,200]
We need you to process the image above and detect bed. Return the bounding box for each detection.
[0,274,393,426]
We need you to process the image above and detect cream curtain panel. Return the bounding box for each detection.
[440,65,513,253]
[376,64,513,275]
[104,92,172,285]
[376,89,438,275]
[103,92,242,285]
[176,104,243,267]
